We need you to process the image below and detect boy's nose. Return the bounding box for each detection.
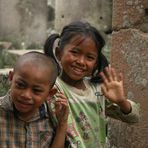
[22,89,33,99]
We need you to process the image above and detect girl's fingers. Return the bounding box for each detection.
[111,68,117,81]
[118,73,123,81]
[56,98,67,102]
[100,67,115,83]
[104,67,113,82]
[56,101,68,108]
[103,67,123,82]
[54,92,69,122]
[56,93,67,100]
[55,99,69,112]
[99,71,109,86]
[56,103,69,122]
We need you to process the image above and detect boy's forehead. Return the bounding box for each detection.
[16,56,51,70]
[16,52,51,65]
[14,52,58,85]
[20,61,53,72]
[15,63,53,84]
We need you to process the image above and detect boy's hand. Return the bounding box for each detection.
[99,67,126,104]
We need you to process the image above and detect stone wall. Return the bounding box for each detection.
[0,0,49,48]
[109,0,148,147]
[55,0,112,33]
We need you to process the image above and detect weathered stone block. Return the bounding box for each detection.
[0,42,12,49]
[112,0,148,32]
[110,29,148,147]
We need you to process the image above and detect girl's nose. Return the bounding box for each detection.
[77,55,85,65]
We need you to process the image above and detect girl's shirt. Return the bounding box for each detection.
[49,77,140,148]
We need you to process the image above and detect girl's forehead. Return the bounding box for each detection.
[66,36,98,55]
[69,35,94,46]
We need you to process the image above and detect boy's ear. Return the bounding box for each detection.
[8,70,14,81]
[48,87,57,97]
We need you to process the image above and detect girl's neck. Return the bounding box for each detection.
[60,74,86,90]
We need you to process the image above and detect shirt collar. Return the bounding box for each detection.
[1,91,49,122]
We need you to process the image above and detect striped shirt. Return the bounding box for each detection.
[0,92,54,148]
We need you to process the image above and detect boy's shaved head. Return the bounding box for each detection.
[14,51,58,86]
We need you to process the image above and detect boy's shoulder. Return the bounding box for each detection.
[0,92,13,111]
[0,94,14,122]
[0,96,4,105]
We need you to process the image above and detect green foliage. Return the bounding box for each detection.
[0,37,22,49]
[0,49,18,68]
[0,74,10,96]
[11,40,22,49]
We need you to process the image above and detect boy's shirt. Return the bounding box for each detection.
[0,92,54,148]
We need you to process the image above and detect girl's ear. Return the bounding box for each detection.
[55,47,62,61]
[8,70,14,81]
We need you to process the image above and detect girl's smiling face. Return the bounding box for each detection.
[58,35,98,86]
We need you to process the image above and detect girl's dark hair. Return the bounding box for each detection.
[44,34,61,74]
[44,21,109,83]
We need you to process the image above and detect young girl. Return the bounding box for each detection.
[44,21,140,148]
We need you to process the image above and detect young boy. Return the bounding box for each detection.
[0,51,69,148]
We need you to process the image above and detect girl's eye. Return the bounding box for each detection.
[70,48,79,55]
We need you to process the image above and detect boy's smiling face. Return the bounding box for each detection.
[10,62,53,120]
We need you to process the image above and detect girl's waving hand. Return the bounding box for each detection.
[99,67,131,114]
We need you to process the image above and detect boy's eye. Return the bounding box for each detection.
[87,55,96,61]
[71,50,78,54]
[15,81,26,89]
[32,88,44,95]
